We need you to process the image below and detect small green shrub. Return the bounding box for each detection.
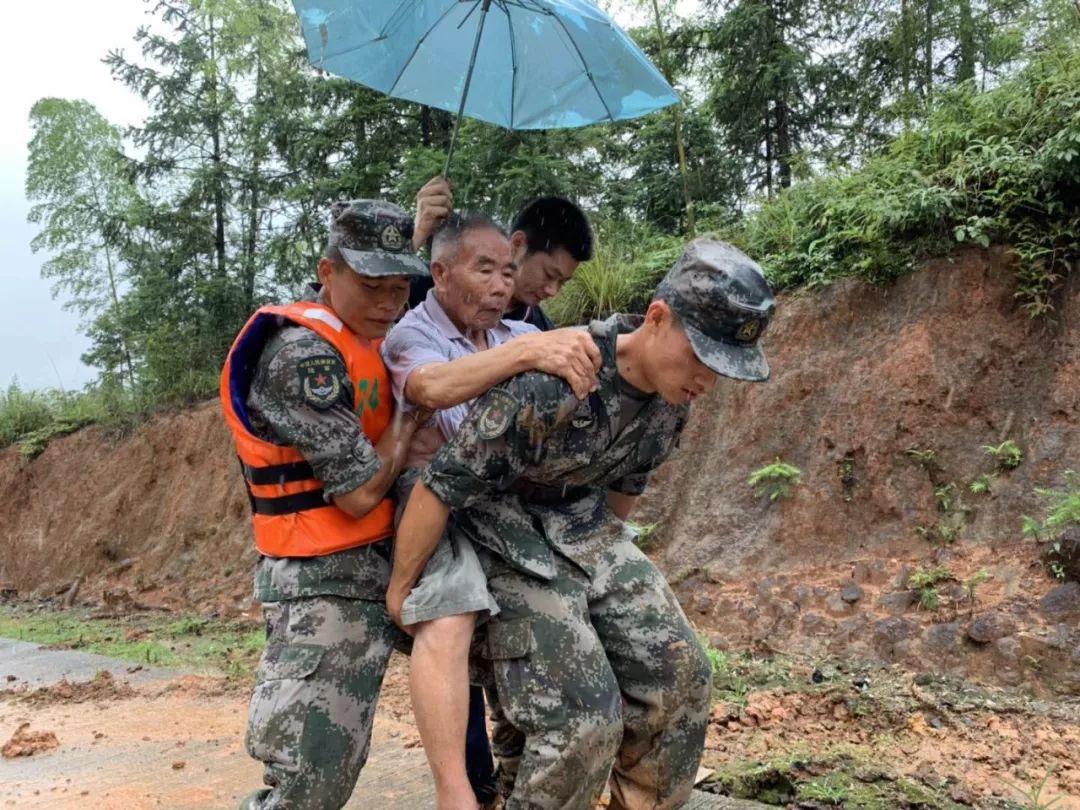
[905,447,938,470]
[965,568,992,602]
[935,483,958,513]
[546,221,683,326]
[0,382,54,447]
[0,380,165,459]
[969,474,994,495]
[983,439,1024,471]
[1000,766,1066,809]
[627,520,659,550]
[726,45,1080,317]
[909,565,955,610]
[748,459,803,502]
[1023,471,1080,579]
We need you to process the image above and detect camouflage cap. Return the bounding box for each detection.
[655,239,776,382]
[327,199,430,278]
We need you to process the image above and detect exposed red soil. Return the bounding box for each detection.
[2,722,60,758]
[0,250,1075,693]
[1,670,139,708]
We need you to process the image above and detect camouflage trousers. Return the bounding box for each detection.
[240,595,402,810]
[480,535,712,810]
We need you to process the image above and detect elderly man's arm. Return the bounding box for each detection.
[403,327,601,409]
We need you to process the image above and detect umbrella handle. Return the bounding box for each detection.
[443,0,493,179]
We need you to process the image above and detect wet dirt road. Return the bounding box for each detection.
[1,640,760,809]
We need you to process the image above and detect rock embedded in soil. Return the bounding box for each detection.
[967,612,1018,644]
[1040,582,1080,616]
[824,593,854,617]
[878,591,917,615]
[924,621,963,658]
[1045,525,1080,583]
[800,612,836,635]
[873,617,917,649]
[840,580,865,604]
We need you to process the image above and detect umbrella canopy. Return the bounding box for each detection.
[291,0,679,131]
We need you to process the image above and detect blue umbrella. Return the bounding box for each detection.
[291,0,679,174]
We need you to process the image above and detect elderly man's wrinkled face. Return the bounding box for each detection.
[432,226,516,334]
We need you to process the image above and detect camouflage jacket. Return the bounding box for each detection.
[246,285,392,603]
[421,315,688,581]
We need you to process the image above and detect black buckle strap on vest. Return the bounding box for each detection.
[508,480,592,506]
[249,488,330,516]
[242,459,316,486]
[235,457,326,517]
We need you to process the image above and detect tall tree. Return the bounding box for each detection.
[26,98,139,387]
[705,0,849,196]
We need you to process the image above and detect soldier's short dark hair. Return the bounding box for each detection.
[432,212,507,261]
[511,197,593,262]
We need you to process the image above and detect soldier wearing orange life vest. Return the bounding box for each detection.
[222,200,430,810]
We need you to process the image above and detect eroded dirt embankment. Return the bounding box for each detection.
[1,247,1078,691]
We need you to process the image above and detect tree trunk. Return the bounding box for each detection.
[764,109,774,198]
[208,12,227,282]
[957,0,976,83]
[88,170,136,388]
[649,0,695,236]
[923,0,934,103]
[900,0,912,96]
[775,97,792,190]
[243,51,265,312]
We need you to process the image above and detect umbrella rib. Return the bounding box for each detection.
[499,2,519,127]
[380,0,413,38]
[387,1,468,98]
[547,12,616,122]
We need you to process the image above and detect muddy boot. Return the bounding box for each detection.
[238,789,270,810]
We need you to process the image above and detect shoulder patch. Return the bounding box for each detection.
[476,389,520,440]
[298,355,346,410]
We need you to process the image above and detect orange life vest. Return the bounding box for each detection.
[220,301,395,558]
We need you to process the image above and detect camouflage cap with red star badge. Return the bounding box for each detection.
[327,199,430,278]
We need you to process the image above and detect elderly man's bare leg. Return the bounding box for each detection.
[411,612,481,810]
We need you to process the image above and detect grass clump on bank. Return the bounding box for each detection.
[0,375,216,459]
[0,605,264,678]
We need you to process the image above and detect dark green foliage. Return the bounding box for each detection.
[729,44,1080,315]
[18,0,1079,452]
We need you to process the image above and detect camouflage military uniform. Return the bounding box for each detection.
[237,199,429,810]
[237,287,403,810]
[420,315,713,810]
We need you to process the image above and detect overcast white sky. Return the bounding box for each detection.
[0,0,699,392]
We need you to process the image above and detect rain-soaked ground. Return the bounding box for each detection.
[0,639,760,809]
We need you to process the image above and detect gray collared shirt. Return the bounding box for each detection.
[381,289,538,440]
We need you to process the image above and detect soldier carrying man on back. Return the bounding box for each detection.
[389,238,778,809]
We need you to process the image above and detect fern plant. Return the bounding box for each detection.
[748,460,803,502]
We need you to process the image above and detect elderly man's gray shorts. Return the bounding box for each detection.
[395,468,499,626]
